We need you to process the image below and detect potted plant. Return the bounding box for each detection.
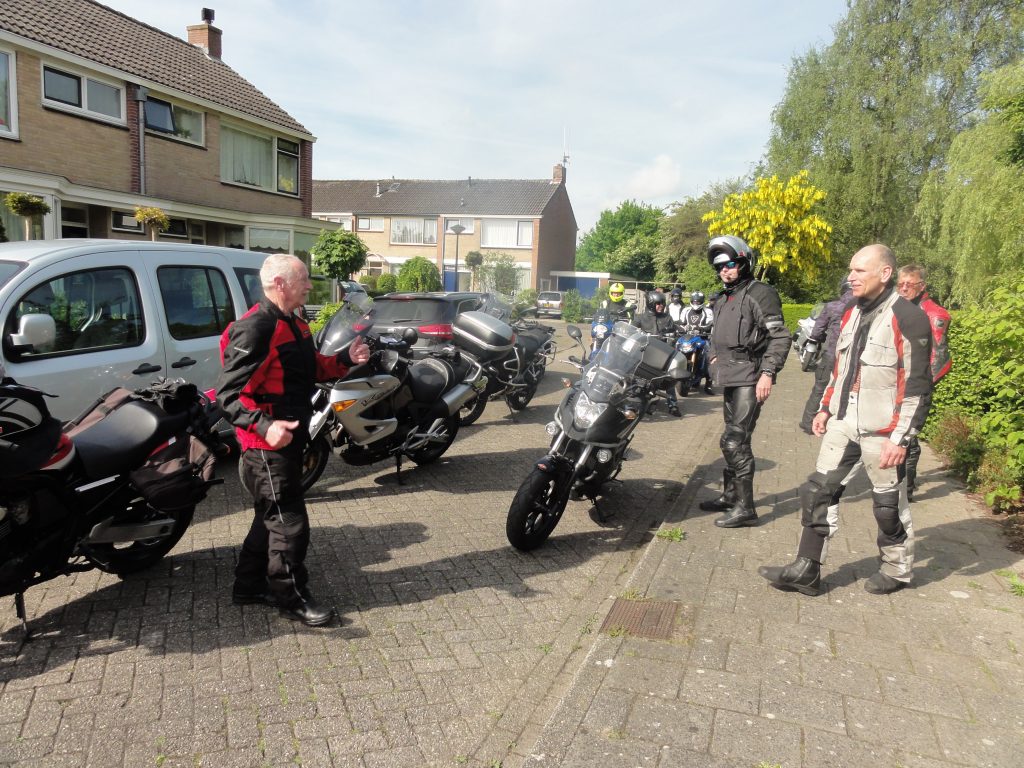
[4,192,51,240]
[134,206,170,241]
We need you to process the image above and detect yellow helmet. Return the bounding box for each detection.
[609,283,625,300]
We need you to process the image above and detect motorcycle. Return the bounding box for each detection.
[458,300,557,426]
[0,377,223,634]
[299,302,501,491]
[793,303,824,372]
[674,325,710,396]
[505,321,688,551]
[588,307,616,361]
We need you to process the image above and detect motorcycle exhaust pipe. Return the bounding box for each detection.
[440,382,479,415]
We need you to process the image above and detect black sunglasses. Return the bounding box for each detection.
[715,260,739,271]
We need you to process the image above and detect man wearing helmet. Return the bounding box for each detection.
[603,282,634,321]
[699,235,790,527]
[798,278,854,434]
[633,290,681,416]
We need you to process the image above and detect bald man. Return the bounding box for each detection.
[759,244,933,596]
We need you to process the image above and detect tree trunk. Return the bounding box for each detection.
[149,225,158,242]
[23,217,31,241]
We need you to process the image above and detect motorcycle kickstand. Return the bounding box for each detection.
[13,592,34,644]
[394,453,404,485]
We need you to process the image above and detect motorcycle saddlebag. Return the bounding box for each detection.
[0,378,62,478]
[452,311,515,362]
[636,336,680,381]
[128,435,216,512]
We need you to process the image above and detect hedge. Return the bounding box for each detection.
[781,303,816,333]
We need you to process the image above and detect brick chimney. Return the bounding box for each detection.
[187,8,222,60]
[551,163,566,185]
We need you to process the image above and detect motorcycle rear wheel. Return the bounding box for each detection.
[506,382,538,411]
[459,393,488,426]
[409,414,460,465]
[85,504,195,575]
[800,350,817,372]
[506,467,568,551]
[300,433,332,492]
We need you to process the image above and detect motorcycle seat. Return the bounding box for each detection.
[72,400,189,479]
[408,357,455,403]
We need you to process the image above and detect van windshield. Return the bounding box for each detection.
[0,260,26,290]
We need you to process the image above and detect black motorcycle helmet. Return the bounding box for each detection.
[670,287,683,300]
[690,291,705,307]
[707,235,756,277]
[647,290,667,314]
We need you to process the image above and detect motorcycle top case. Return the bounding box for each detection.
[452,311,515,362]
[636,336,684,382]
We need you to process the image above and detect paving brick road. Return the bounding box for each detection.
[2,325,1022,768]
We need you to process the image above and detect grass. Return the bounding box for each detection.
[606,625,629,638]
[621,588,642,600]
[655,527,686,542]
[538,642,553,654]
[994,568,1024,596]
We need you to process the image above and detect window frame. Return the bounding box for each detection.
[480,218,535,249]
[157,265,234,341]
[445,217,474,235]
[60,204,89,238]
[357,216,384,232]
[219,123,300,197]
[0,46,18,139]
[110,211,144,234]
[390,217,437,246]
[144,95,205,147]
[40,63,125,125]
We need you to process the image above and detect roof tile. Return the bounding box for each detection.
[312,179,562,217]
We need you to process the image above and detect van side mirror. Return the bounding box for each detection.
[9,314,57,354]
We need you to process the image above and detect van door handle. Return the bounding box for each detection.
[132,363,163,375]
[171,357,197,369]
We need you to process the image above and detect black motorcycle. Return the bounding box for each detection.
[299,303,504,491]
[0,377,222,633]
[505,321,688,551]
[458,312,557,426]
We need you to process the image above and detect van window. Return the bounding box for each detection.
[234,267,264,309]
[158,266,234,340]
[4,267,144,359]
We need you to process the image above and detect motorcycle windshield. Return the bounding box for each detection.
[317,293,374,356]
[580,321,647,403]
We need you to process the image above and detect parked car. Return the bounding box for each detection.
[536,290,564,318]
[0,239,269,420]
[331,291,492,356]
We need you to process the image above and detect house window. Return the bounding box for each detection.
[391,217,437,245]
[248,228,290,254]
[162,219,189,239]
[42,65,123,122]
[357,217,384,232]
[445,218,474,234]
[220,125,299,196]
[144,97,204,146]
[224,225,245,249]
[111,211,144,234]
[61,205,89,238]
[189,221,205,245]
[481,219,533,249]
[1,48,17,138]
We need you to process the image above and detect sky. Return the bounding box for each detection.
[99,0,849,236]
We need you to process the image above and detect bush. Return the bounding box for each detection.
[561,289,592,322]
[397,257,442,292]
[377,273,398,293]
[517,288,538,307]
[781,303,815,333]
[309,301,342,334]
[361,274,379,291]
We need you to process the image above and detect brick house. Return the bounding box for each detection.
[312,164,578,292]
[0,0,324,259]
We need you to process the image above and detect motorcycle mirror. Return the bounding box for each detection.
[402,327,419,345]
[567,325,583,341]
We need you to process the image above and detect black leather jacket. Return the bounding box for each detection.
[707,278,790,387]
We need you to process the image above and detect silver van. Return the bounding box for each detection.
[0,239,271,420]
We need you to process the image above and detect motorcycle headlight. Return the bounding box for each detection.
[573,392,608,429]
[593,324,608,338]
[680,343,694,353]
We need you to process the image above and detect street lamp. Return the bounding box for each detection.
[449,222,466,291]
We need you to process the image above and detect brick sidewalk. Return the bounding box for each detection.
[521,364,1024,768]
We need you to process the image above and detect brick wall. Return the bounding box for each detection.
[536,186,579,286]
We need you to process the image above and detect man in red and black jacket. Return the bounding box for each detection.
[218,254,369,627]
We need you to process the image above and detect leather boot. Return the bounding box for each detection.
[714,476,757,527]
[699,469,735,512]
[757,557,821,596]
[279,591,335,627]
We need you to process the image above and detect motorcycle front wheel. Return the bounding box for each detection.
[459,393,489,426]
[300,433,332,492]
[84,504,195,575]
[506,381,538,411]
[506,467,570,550]
[800,349,816,372]
[409,414,460,464]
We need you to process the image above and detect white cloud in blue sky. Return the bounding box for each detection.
[101,0,848,234]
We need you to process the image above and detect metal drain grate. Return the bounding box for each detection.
[599,598,680,640]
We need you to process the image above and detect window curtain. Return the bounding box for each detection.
[482,219,517,248]
[221,127,272,188]
[0,52,10,130]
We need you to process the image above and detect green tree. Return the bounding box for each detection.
[477,252,520,295]
[917,61,1024,304]
[464,250,484,290]
[702,171,833,284]
[377,273,398,293]
[575,200,663,277]
[656,179,746,282]
[767,0,1024,269]
[396,256,442,292]
[310,229,369,280]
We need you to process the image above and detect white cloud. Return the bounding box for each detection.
[625,155,682,200]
